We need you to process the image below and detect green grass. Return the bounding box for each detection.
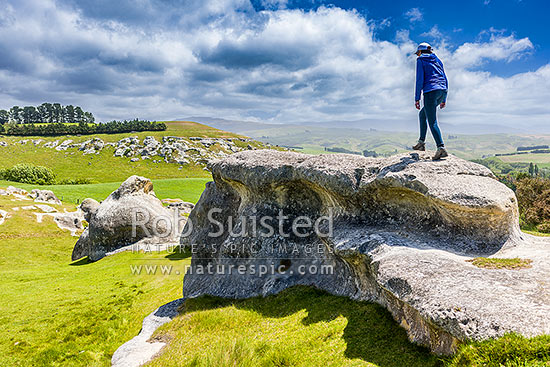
[0,192,194,367]
[0,177,211,204]
[499,153,550,164]
[148,286,442,367]
[447,333,550,367]
[148,287,550,367]
[467,257,533,270]
[1,185,549,367]
[0,121,269,183]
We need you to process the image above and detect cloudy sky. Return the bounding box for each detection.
[1,0,549,129]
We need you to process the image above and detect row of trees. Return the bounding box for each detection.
[0,103,94,125]
[0,119,166,136]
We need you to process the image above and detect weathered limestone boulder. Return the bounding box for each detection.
[180,150,550,355]
[30,189,61,205]
[72,176,183,261]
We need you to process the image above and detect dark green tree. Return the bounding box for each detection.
[0,110,8,124]
[21,106,37,124]
[74,106,84,123]
[52,103,63,123]
[64,105,75,123]
[9,106,21,123]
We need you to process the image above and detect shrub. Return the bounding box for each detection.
[515,177,550,228]
[536,221,550,233]
[0,163,56,185]
[56,178,93,185]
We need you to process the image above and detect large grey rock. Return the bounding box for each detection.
[180,150,550,355]
[72,176,182,262]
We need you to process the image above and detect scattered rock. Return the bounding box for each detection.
[34,209,84,236]
[54,210,84,236]
[21,205,37,210]
[43,140,60,148]
[0,209,7,225]
[35,204,57,213]
[7,186,28,196]
[180,150,550,355]
[30,189,61,205]
[55,139,73,151]
[0,141,7,147]
[72,176,184,262]
[0,189,8,196]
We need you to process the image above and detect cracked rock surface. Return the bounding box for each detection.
[181,150,550,355]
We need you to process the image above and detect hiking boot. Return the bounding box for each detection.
[412,141,425,151]
[433,147,448,160]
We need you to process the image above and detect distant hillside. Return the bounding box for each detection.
[184,117,550,160]
[183,116,527,135]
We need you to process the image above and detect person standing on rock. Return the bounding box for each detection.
[412,42,449,160]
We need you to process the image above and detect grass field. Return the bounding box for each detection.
[0,177,211,204]
[499,153,550,165]
[0,192,191,367]
[0,121,265,183]
[148,287,550,367]
[1,183,550,366]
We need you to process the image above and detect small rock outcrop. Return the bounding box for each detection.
[72,176,183,261]
[30,189,62,205]
[180,150,550,355]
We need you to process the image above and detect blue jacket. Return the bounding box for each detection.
[415,54,448,102]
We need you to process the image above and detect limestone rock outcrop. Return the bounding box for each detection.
[72,176,183,261]
[30,189,62,205]
[180,150,550,355]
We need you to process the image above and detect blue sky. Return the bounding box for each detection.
[258,0,548,76]
[0,0,549,129]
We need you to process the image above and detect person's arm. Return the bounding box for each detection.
[415,58,424,105]
[440,59,448,103]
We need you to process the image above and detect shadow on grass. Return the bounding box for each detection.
[164,247,192,260]
[69,256,91,266]
[180,285,444,367]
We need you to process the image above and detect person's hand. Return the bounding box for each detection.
[415,101,420,110]
[440,102,446,109]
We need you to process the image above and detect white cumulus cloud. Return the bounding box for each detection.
[0,0,548,130]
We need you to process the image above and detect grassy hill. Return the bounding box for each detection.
[0,121,272,183]
[0,178,210,205]
[0,186,192,367]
